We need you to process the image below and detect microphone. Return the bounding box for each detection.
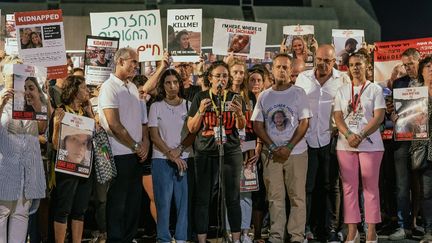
[217,81,223,90]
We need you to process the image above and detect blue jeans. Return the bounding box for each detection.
[394,142,412,229]
[152,158,188,242]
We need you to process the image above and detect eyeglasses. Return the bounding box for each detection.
[211,74,229,79]
[315,57,335,64]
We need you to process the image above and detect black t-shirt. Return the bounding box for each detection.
[184,85,201,102]
[188,90,246,155]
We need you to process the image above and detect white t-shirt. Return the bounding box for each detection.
[251,85,312,154]
[98,74,148,156]
[148,99,193,159]
[334,81,386,152]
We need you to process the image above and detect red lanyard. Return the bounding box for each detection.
[351,81,367,113]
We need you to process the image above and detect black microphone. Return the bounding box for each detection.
[217,81,223,90]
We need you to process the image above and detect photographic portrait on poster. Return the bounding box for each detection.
[12,64,48,121]
[283,25,315,70]
[55,112,95,178]
[20,26,43,49]
[167,9,202,62]
[212,18,267,59]
[90,9,163,62]
[15,9,68,79]
[84,35,119,85]
[393,86,429,141]
[227,33,251,54]
[332,29,364,71]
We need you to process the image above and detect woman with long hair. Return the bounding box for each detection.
[24,77,47,114]
[187,61,246,243]
[29,32,42,48]
[333,52,385,243]
[51,75,94,243]
[149,69,193,243]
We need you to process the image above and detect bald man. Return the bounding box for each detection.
[295,44,350,242]
[290,59,306,84]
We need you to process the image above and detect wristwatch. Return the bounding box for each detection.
[132,142,140,152]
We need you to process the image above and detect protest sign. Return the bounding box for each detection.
[212,18,267,59]
[393,86,429,141]
[90,10,163,62]
[283,25,315,69]
[15,9,68,79]
[374,37,432,85]
[332,29,364,71]
[12,64,48,120]
[167,9,202,62]
[84,35,119,85]
[5,14,19,55]
[55,112,95,178]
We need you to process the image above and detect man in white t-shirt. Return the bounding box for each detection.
[98,47,150,242]
[295,44,350,242]
[251,53,312,243]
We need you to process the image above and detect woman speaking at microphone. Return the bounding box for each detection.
[187,61,246,243]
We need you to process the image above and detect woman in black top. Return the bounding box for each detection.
[187,61,246,243]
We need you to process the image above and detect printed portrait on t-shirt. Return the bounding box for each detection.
[268,108,294,135]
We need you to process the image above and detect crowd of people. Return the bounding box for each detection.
[1,35,432,243]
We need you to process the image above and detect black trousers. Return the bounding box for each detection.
[106,154,143,243]
[193,151,242,234]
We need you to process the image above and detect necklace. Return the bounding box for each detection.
[164,97,182,115]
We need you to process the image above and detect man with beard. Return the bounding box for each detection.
[251,53,311,243]
[295,44,350,242]
[175,62,201,101]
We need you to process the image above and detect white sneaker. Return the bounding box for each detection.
[241,234,253,243]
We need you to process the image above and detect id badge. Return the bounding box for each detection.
[347,114,360,133]
[214,126,227,144]
[238,128,246,142]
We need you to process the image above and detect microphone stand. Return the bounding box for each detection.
[216,86,227,242]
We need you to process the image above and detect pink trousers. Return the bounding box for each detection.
[337,150,383,224]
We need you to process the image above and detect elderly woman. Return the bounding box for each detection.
[412,56,432,243]
[334,52,385,243]
[51,75,94,243]
[0,73,46,242]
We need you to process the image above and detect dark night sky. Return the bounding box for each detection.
[371,0,432,41]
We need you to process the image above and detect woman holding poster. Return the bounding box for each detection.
[51,75,94,243]
[0,74,46,242]
[187,61,246,243]
[333,52,385,243]
[412,56,432,242]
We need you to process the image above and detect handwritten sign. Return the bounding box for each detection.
[90,10,163,62]
[212,18,267,59]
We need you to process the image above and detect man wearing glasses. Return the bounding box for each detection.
[175,62,201,101]
[295,44,350,243]
[387,48,421,241]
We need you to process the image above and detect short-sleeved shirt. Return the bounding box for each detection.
[334,81,386,152]
[295,68,350,148]
[148,99,193,159]
[98,74,148,156]
[188,90,245,155]
[250,85,312,155]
